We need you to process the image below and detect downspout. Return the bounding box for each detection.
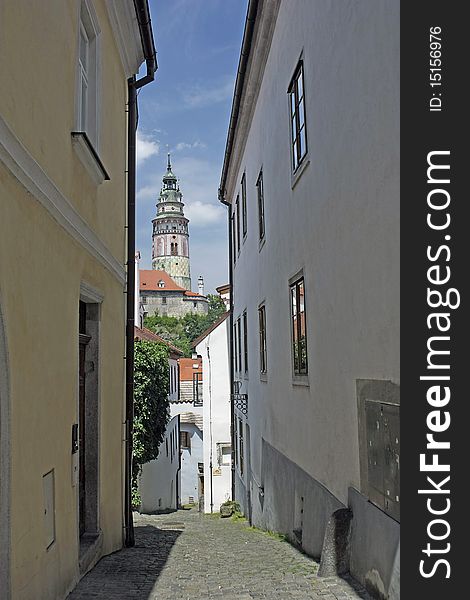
[124,0,157,548]
[220,198,235,501]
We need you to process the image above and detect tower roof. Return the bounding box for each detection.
[162,153,177,182]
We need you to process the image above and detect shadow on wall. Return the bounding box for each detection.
[67,525,181,599]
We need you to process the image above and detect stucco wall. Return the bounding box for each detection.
[142,291,208,318]
[196,318,232,513]
[0,1,130,597]
[139,416,180,513]
[227,0,399,593]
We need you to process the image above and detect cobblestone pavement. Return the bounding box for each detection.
[68,509,373,600]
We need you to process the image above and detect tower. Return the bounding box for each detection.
[151,154,191,290]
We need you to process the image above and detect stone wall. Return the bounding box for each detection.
[142,291,208,318]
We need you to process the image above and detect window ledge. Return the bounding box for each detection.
[72,132,110,185]
[292,374,309,387]
[260,372,268,382]
[291,156,310,190]
[259,236,266,252]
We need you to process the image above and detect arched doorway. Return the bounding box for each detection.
[0,299,11,598]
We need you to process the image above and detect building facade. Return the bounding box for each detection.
[139,415,181,513]
[140,269,208,319]
[170,357,204,506]
[0,1,154,598]
[219,1,399,598]
[194,312,232,514]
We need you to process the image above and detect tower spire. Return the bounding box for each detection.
[167,152,171,171]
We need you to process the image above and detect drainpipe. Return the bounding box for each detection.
[124,0,157,548]
[219,196,235,501]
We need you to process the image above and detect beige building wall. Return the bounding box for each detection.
[0,1,141,597]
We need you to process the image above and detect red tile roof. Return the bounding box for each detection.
[134,326,184,357]
[140,269,185,292]
[179,357,202,381]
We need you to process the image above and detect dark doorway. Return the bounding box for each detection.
[79,301,91,538]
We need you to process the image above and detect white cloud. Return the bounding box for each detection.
[183,79,234,108]
[185,200,224,226]
[175,140,207,151]
[136,130,160,166]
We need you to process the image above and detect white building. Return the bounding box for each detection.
[139,415,180,512]
[219,2,399,598]
[194,312,232,513]
[170,358,204,506]
[134,327,183,511]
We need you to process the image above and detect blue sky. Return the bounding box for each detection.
[135,0,248,293]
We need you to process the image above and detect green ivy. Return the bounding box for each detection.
[132,340,170,506]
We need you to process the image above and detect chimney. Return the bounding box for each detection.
[198,275,204,296]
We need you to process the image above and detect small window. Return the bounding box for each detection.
[238,418,244,476]
[288,61,307,172]
[77,0,100,147]
[256,170,265,242]
[290,277,308,375]
[231,213,237,264]
[237,318,242,373]
[243,311,248,374]
[193,373,203,406]
[233,323,238,374]
[162,296,167,305]
[235,196,241,254]
[217,443,232,467]
[180,431,191,449]
[241,173,247,238]
[258,304,267,373]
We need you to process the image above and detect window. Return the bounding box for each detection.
[193,373,203,406]
[180,431,191,449]
[241,173,247,238]
[258,304,267,373]
[290,277,308,375]
[235,196,241,254]
[217,443,232,467]
[162,296,167,305]
[237,318,242,373]
[231,213,237,264]
[243,311,248,374]
[238,418,244,476]
[77,1,100,147]
[233,419,239,468]
[171,243,178,256]
[288,61,307,172]
[256,170,265,242]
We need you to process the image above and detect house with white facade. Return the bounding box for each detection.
[218,2,399,598]
[134,327,183,511]
[139,415,181,513]
[170,357,204,506]
[194,312,232,513]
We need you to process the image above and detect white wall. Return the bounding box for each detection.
[139,415,180,512]
[196,317,232,513]
[169,402,203,505]
[227,0,399,510]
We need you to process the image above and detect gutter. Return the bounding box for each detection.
[218,0,258,205]
[124,0,157,549]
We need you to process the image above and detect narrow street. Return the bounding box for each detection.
[68,510,372,600]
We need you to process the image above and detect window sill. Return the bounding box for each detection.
[292,374,309,387]
[243,372,249,380]
[260,372,268,383]
[291,156,310,190]
[259,236,266,252]
[71,132,110,185]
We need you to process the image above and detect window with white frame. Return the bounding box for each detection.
[77,1,100,147]
[288,60,307,172]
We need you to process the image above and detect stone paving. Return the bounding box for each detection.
[68,509,373,600]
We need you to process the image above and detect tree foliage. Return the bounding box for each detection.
[144,294,227,357]
[132,339,170,505]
